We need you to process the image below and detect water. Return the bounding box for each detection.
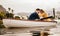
[0,24,56,36]
[0,28,33,36]
[0,26,56,36]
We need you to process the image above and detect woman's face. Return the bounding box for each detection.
[39,11,43,14]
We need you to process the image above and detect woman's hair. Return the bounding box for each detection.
[40,9,45,13]
[36,8,45,13]
[36,8,45,12]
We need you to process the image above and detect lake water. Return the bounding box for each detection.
[0,26,56,36]
[0,28,34,36]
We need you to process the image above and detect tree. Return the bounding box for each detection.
[0,12,5,20]
[8,8,11,11]
[12,9,14,13]
[6,8,14,18]
[6,13,14,18]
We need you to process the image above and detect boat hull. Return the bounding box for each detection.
[3,19,56,28]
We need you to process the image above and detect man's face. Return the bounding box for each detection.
[35,10,40,14]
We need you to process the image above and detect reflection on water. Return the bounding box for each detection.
[0,28,33,36]
[0,28,14,35]
[0,28,6,35]
[0,28,30,35]
[0,26,56,36]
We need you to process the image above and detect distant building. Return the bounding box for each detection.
[0,5,6,13]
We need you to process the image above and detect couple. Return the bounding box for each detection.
[28,8,51,21]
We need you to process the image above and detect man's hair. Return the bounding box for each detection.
[36,8,40,11]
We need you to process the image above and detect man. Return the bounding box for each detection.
[28,8,40,20]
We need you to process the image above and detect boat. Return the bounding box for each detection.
[3,19,57,28]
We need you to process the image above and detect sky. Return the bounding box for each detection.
[0,0,60,14]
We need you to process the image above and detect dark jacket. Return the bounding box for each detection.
[28,12,40,20]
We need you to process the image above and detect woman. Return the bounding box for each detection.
[38,9,52,21]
